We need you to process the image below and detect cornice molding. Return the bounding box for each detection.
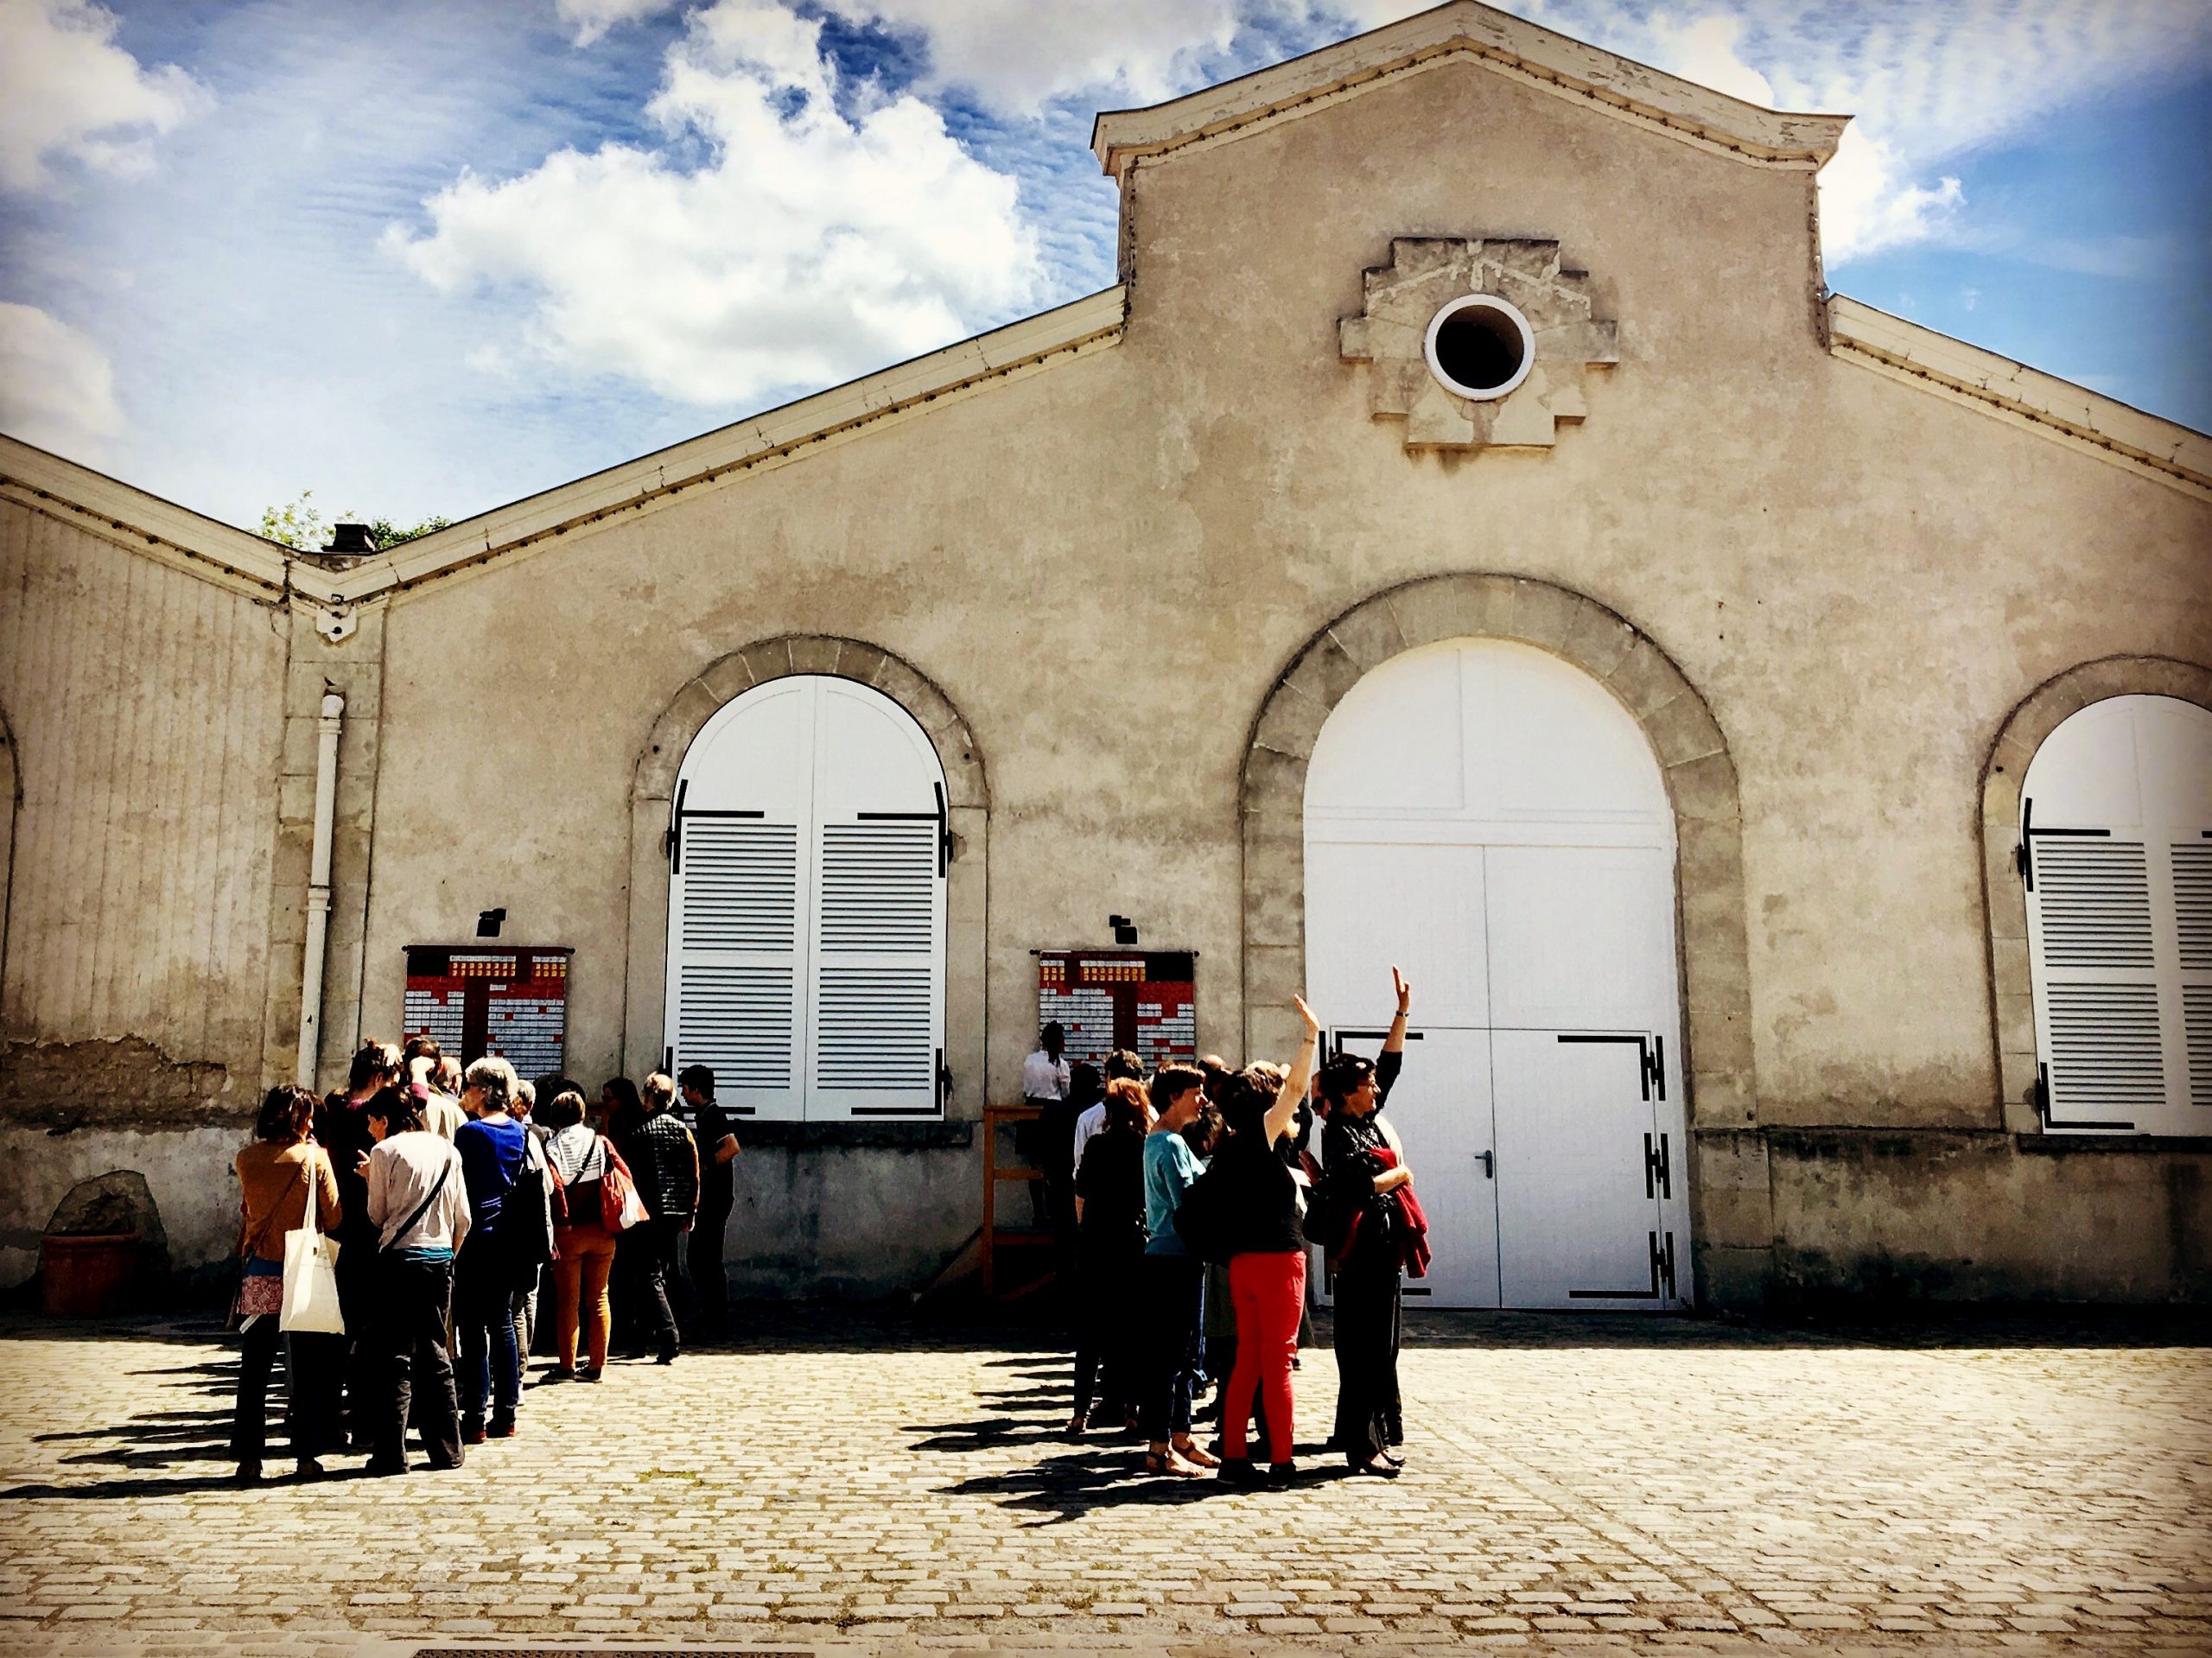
[0,286,1128,613]
[0,438,291,600]
[321,285,1126,605]
[1091,0,1849,179]
[1827,295,2212,503]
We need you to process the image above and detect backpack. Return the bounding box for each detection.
[495,1134,556,1285]
[1168,1161,1238,1266]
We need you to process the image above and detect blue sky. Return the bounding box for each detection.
[1,0,2206,530]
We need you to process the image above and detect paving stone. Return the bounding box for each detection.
[0,1309,2204,1657]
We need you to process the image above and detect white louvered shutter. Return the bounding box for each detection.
[803,679,947,1118]
[665,681,812,1121]
[2022,695,2212,1135]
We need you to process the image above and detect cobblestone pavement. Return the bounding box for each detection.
[0,1307,2207,1657]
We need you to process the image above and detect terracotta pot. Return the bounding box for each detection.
[40,1233,140,1317]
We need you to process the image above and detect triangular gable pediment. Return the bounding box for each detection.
[1091,0,1849,178]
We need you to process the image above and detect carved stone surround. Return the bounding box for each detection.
[1339,237,1617,451]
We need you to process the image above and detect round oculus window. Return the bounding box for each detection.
[1423,294,1536,402]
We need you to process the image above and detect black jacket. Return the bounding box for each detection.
[634,1109,700,1224]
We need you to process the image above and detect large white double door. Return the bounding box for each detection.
[1304,639,1692,1310]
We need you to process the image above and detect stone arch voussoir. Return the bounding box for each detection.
[1238,573,1753,1132]
[1979,653,2212,1131]
[632,634,989,810]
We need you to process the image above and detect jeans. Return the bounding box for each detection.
[1137,1253,1205,1443]
[373,1252,461,1468]
[1224,1250,1306,1464]
[232,1318,341,1467]
[454,1241,520,1431]
[627,1218,683,1356]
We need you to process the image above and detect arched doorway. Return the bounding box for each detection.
[664,674,949,1121]
[1305,638,1692,1309]
[2019,693,2212,1135]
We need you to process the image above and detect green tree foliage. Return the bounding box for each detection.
[258,492,449,550]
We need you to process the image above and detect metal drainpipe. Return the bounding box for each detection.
[296,690,345,1087]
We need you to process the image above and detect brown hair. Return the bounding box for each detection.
[255,1083,318,1143]
[1147,1062,1205,1114]
[1103,1077,1149,1134]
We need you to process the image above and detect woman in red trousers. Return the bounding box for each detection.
[1213,996,1321,1483]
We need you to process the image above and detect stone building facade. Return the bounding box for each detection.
[3,3,2207,1305]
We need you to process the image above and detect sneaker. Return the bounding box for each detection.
[462,1425,487,1446]
[580,1367,604,1383]
[1268,1460,1301,1483]
[1219,1458,1263,1485]
[655,1343,679,1365]
[363,1455,407,1477]
[490,1421,518,1439]
[540,1367,576,1385]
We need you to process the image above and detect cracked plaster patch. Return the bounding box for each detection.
[1340,237,1618,451]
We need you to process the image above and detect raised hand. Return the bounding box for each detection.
[1293,994,1321,1037]
[1391,965,1411,1015]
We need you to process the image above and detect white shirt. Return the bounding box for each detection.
[1070,1101,1109,1175]
[1021,1050,1071,1102]
[365,1131,471,1253]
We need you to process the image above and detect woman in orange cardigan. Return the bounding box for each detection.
[232,1083,343,1482]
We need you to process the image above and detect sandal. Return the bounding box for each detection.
[1173,1439,1220,1469]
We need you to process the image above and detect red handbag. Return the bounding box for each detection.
[601,1143,645,1231]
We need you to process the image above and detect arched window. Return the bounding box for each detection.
[2021,694,2212,1134]
[664,675,948,1121]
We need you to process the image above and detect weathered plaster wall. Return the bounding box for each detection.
[1764,1134,2211,1304]
[0,502,287,1115]
[0,1124,242,1292]
[331,59,2209,1300]
[722,1127,978,1299]
[0,499,292,1282]
[5,56,2207,1301]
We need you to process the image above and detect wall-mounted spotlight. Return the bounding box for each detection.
[1109,913,1138,946]
[476,907,507,939]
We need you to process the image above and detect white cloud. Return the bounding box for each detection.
[0,302,122,459]
[555,0,678,48]
[1645,11,1775,107]
[0,0,209,192]
[820,0,1249,107]
[386,0,1041,408]
[1815,124,1963,266]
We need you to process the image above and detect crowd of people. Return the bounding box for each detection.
[228,1039,741,1480]
[1027,969,1427,1482]
[227,975,1427,1487]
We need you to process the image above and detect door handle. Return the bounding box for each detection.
[1478,1150,1494,1178]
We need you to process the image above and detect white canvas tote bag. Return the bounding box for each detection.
[279,1153,346,1334]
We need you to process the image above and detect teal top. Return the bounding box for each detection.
[1142,1131,1206,1256]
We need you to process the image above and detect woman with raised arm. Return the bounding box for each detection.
[1319,966,1424,1477]
[1212,996,1324,1483]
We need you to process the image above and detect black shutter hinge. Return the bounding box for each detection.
[1643,1131,1671,1200]
[1650,1229,1677,1300]
[1641,1033,1666,1102]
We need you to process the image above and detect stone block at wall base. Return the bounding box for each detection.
[721,1140,980,1299]
[1692,1244,1774,1316]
